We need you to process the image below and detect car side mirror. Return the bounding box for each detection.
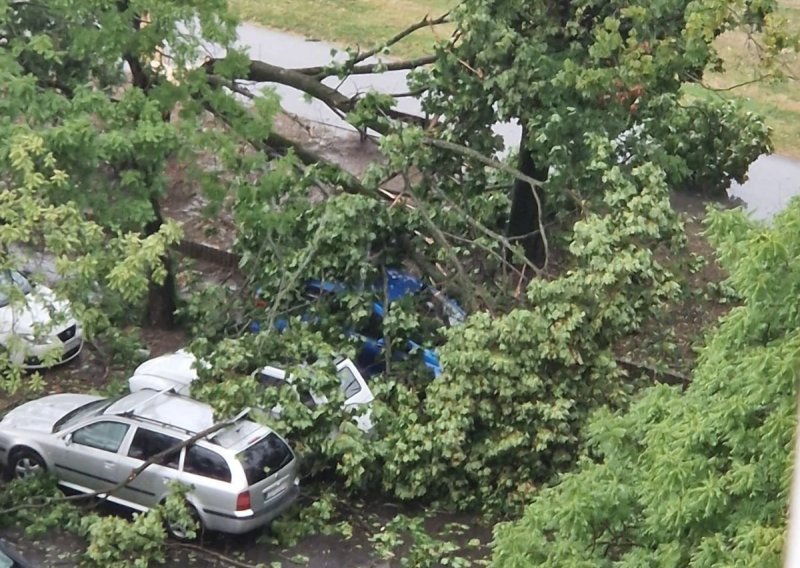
[63,434,72,446]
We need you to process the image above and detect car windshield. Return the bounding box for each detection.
[0,270,32,308]
[52,398,119,433]
[337,366,362,399]
[238,433,293,485]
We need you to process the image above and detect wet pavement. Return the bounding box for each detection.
[728,154,800,221]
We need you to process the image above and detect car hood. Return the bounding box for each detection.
[0,286,75,334]
[1,393,102,433]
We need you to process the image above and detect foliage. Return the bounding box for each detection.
[635,97,772,196]
[187,329,380,481]
[265,493,353,547]
[491,198,800,566]
[0,0,795,565]
[404,0,786,232]
[377,155,684,511]
[80,486,196,568]
[0,133,180,391]
[0,475,82,536]
[0,0,268,330]
[81,510,168,568]
[0,476,197,567]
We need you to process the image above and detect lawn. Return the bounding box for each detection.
[231,0,800,159]
[230,0,454,59]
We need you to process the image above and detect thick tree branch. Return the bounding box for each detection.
[203,58,354,116]
[202,77,385,199]
[295,55,437,78]
[206,59,429,134]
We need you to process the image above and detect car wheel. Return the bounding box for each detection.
[165,502,203,542]
[8,448,46,480]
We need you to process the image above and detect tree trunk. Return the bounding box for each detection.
[144,196,177,329]
[123,45,177,328]
[506,124,548,267]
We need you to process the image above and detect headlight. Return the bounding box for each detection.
[20,333,53,345]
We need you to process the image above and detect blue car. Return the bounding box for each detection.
[253,270,466,377]
[305,269,466,377]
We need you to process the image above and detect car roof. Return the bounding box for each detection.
[105,389,215,434]
[105,389,274,449]
[305,268,427,303]
[212,419,269,451]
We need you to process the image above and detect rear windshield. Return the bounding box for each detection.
[238,433,293,485]
[337,366,362,399]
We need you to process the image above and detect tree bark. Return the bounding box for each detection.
[506,124,547,267]
[144,196,177,329]
[123,32,178,328]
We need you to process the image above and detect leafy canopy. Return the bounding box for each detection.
[491,199,800,566]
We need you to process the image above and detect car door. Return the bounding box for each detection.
[114,427,183,509]
[178,444,233,518]
[54,419,130,494]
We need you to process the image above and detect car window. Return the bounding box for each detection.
[0,270,31,308]
[238,433,293,485]
[360,310,384,339]
[257,372,288,390]
[337,366,362,399]
[258,372,316,407]
[127,428,181,468]
[184,445,231,482]
[71,421,129,453]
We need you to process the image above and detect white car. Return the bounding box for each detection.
[128,350,375,433]
[0,270,83,369]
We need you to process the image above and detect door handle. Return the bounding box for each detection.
[103,461,115,470]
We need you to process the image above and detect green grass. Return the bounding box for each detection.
[690,0,800,158]
[230,0,454,59]
[231,0,800,158]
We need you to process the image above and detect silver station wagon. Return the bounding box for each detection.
[0,389,299,537]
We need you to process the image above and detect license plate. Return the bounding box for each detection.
[264,482,287,501]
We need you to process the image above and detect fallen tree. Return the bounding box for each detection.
[0,0,795,564]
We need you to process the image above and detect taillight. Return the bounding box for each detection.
[236,490,251,511]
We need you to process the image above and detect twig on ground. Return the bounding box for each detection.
[171,542,262,567]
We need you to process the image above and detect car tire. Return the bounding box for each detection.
[8,448,46,480]
[164,501,203,542]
